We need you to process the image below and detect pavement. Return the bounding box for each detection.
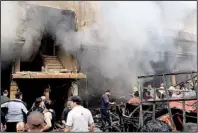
[94,127,102,132]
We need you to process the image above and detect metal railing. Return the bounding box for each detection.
[137,71,197,130]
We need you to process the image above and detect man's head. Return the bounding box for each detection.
[148,84,152,89]
[3,90,8,97]
[44,99,52,110]
[16,122,25,132]
[134,91,139,97]
[34,97,44,108]
[15,92,23,100]
[105,89,111,96]
[41,96,46,102]
[69,96,82,109]
[27,111,45,132]
[66,100,72,110]
[160,83,164,87]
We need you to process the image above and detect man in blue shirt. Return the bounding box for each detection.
[100,89,115,129]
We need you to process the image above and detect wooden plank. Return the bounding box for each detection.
[47,66,63,69]
[45,63,63,66]
[12,72,86,79]
[42,55,57,58]
[44,58,59,61]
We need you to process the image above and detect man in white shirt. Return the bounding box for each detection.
[64,96,94,132]
[159,82,165,98]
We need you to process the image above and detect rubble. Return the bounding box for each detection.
[139,119,172,132]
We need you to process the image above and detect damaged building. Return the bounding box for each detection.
[1,1,99,119]
[1,1,197,116]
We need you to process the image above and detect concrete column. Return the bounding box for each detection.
[10,81,19,100]
[72,82,78,95]
[44,88,51,100]
[172,75,176,85]
[68,82,78,97]
[15,57,20,72]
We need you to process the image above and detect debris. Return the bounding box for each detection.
[140,119,172,132]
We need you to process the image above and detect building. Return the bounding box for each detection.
[4,1,100,119]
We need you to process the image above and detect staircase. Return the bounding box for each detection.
[42,55,64,71]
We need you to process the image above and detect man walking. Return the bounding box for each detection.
[1,90,9,104]
[1,90,9,131]
[64,96,94,132]
[100,89,115,129]
[1,92,28,132]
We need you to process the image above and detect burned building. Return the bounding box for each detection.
[1,1,99,119]
[1,2,196,111]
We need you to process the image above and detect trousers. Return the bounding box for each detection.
[100,109,111,128]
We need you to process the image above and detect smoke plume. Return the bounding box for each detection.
[1,1,197,98]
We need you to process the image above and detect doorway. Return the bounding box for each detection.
[16,79,73,120]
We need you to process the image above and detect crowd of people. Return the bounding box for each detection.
[132,82,196,100]
[0,90,97,132]
[1,89,116,132]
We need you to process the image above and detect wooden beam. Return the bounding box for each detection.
[12,72,86,79]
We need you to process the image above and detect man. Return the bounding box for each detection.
[16,122,25,132]
[26,111,45,132]
[1,92,28,132]
[143,84,151,100]
[1,90,9,131]
[159,82,165,99]
[100,89,115,129]
[31,96,46,109]
[168,85,176,97]
[132,86,138,97]
[172,87,183,98]
[64,96,94,132]
[28,97,45,116]
[41,100,56,132]
[1,90,9,104]
[41,96,46,109]
[61,100,72,127]
[146,84,159,99]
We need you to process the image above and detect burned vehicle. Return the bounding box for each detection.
[92,71,197,132]
[121,71,197,132]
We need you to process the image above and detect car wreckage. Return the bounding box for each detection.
[92,71,197,132]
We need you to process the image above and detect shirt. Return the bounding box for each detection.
[1,99,28,122]
[43,109,56,132]
[66,106,94,132]
[61,107,70,121]
[159,87,165,94]
[1,95,9,105]
[100,93,109,109]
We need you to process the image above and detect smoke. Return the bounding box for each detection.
[1,1,197,97]
[21,3,79,61]
[1,1,25,69]
[1,1,79,66]
[78,1,197,97]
